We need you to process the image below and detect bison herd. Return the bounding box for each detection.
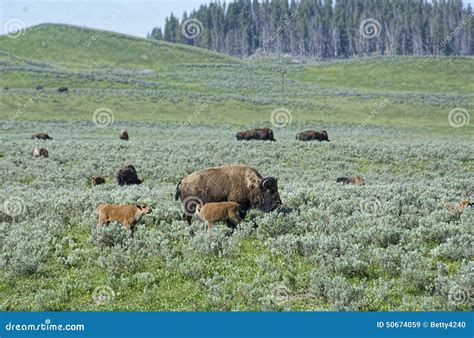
[28,126,470,239]
[236,127,329,142]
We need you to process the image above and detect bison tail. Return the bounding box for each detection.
[174,180,182,201]
[336,177,348,184]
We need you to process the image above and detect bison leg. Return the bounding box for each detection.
[225,219,239,230]
[182,213,193,225]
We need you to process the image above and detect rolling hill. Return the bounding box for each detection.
[0,24,472,135]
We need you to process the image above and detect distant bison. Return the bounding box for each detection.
[196,202,246,230]
[96,202,152,237]
[91,176,106,186]
[57,87,68,92]
[31,132,52,140]
[296,130,329,141]
[236,128,275,141]
[175,164,282,225]
[36,85,44,90]
[33,147,48,158]
[119,129,129,141]
[337,175,365,186]
[116,165,142,186]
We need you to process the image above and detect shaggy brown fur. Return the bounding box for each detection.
[447,200,473,213]
[31,132,52,140]
[236,128,276,141]
[33,147,49,158]
[175,165,281,225]
[96,202,152,236]
[116,165,142,186]
[296,130,329,141]
[336,175,365,186]
[196,202,246,230]
[91,176,106,186]
[119,130,129,141]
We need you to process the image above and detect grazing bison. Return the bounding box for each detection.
[119,129,129,141]
[196,202,246,230]
[31,132,52,140]
[236,128,276,141]
[57,86,68,92]
[116,165,142,186]
[336,175,365,186]
[96,202,152,237]
[91,176,106,186]
[296,130,329,141]
[36,85,44,90]
[175,164,282,224]
[33,147,48,158]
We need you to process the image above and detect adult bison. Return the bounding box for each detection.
[296,130,329,141]
[119,129,129,141]
[116,165,142,186]
[175,164,282,224]
[337,175,365,186]
[57,87,68,93]
[31,132,52,140]
[236,128,276,141]
[33,147,48,158]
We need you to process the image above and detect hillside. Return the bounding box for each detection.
[0,24,473,312]
[0,24,472,135]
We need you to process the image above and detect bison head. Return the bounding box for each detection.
[255,177,282,212]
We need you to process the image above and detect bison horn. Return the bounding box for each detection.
[261,177,276,190]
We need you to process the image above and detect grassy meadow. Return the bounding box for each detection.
[0,24,473,311]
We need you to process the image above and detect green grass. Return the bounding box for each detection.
[0,24,472,137]
[0,24,472,312]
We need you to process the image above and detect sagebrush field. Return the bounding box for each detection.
[0,24,473,311]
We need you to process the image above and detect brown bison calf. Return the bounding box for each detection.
[119,129,129,141]
[33,147,48,158]
[91,176,106,186]
[31,132,52,140]
[195,202,246,230]
[336,175,365,186]
[296,130,329,141]
[96,202,152,237]
[447,200,473,213]
[236,128,276,141]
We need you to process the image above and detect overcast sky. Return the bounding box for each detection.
[1,0,474,38]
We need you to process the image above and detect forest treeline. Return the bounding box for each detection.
[149,0,474,59]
